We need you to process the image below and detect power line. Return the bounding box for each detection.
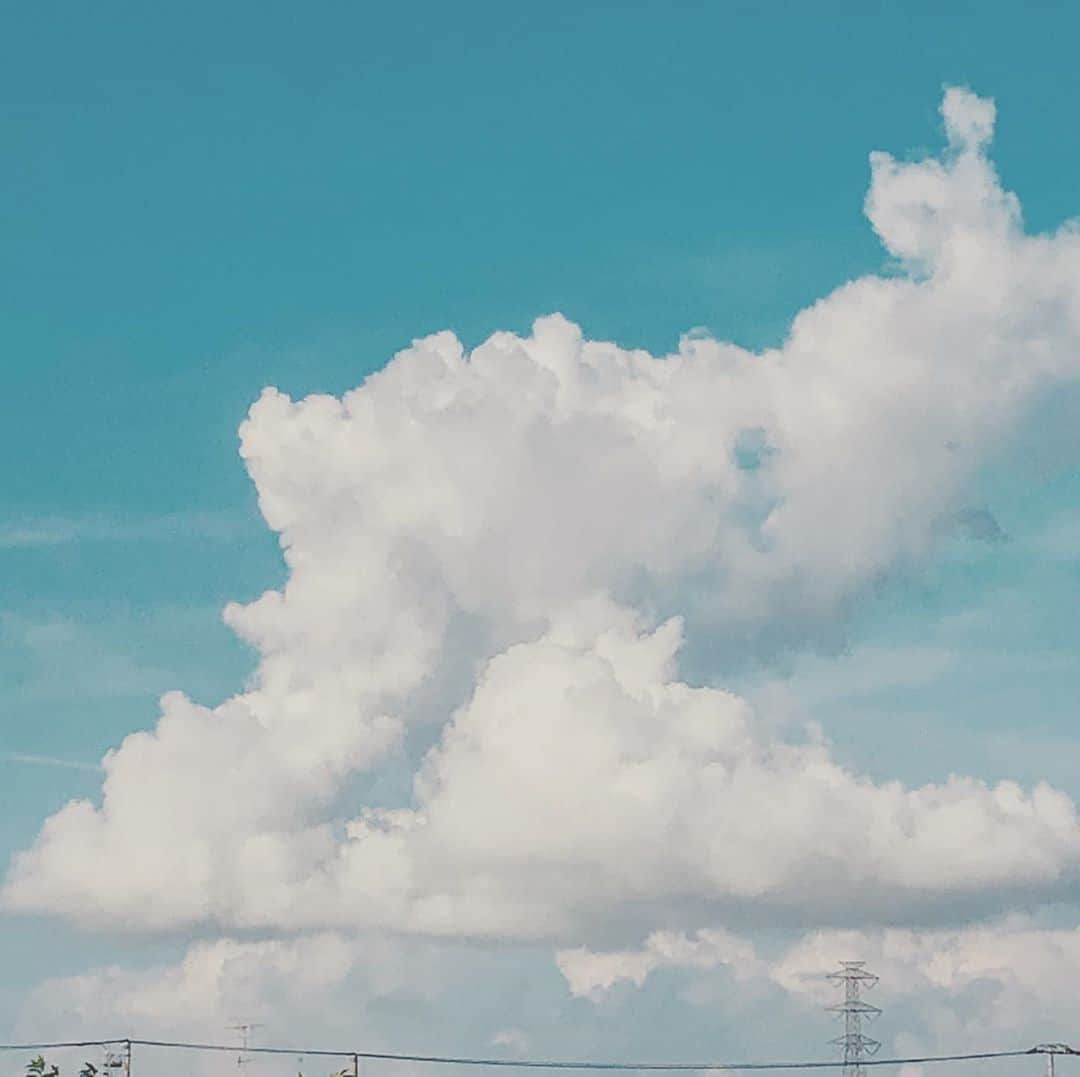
[0,1037,1062,1070]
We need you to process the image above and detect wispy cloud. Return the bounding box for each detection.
[0,510,249,550]
[0,751,101,772]
[2,613,181,704]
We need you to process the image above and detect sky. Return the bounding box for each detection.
[2,3,1080,1077]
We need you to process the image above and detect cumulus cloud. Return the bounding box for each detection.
[561,916,1080,1059]
[6,87,1080,945]
[301,605,1080,939]
[14,935,440,1077]
[557,927,763,1000]
[22,916,1080,1071]
[23,934,356,1034]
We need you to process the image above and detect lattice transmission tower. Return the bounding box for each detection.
[827,961,881,1077]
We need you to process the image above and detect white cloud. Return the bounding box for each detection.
[0,751,101,772]
[557,927,763,1000]
[1,613,180,703]
[490,1028,531,1054]
[20,934,356,1035]
[21,916,1080,1072]
[0,510,245,549]
[561,916,1080,1059]
[772,919,1080,1053]
[15,935,374,1077]
[303,604,1080,939]
[6,88,1080,947]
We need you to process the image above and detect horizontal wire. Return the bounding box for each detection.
[0,1041,129,1052]
[0,1037,1049,1070]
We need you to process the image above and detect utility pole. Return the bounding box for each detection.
[103,1041,130,1077]
[1034,1044,1077,1077]
[230,1023,264,1073]
[827,961,881,1077]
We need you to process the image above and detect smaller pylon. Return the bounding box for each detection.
[827,961,881,1077]
[103,1041,130,1077]
[229,1023,264,1072]
[1033,1044,1078,1077]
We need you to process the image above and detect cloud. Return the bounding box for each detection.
[20,934,357,1035]
[0,510,246,549]
[562,915,1080,1014]
[1,613,180,703]
[299,604,1079,939]
[561,916,1080,1059]
[14,935,372,1077]
[8,604,1080,939]
[557,927,763,1000]
[0,751,101,772]
[6,87,1080,946]
[20,916,1080,1072]
[776,918,1080,1054]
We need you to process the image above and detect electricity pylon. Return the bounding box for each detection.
[827,961,881,1077]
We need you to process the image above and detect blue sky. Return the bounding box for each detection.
[3,1,1080,1067]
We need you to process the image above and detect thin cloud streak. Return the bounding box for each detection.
[0,751,102,773]
[0,510,250,549]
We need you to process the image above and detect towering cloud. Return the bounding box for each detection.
[6,89,1080,954]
